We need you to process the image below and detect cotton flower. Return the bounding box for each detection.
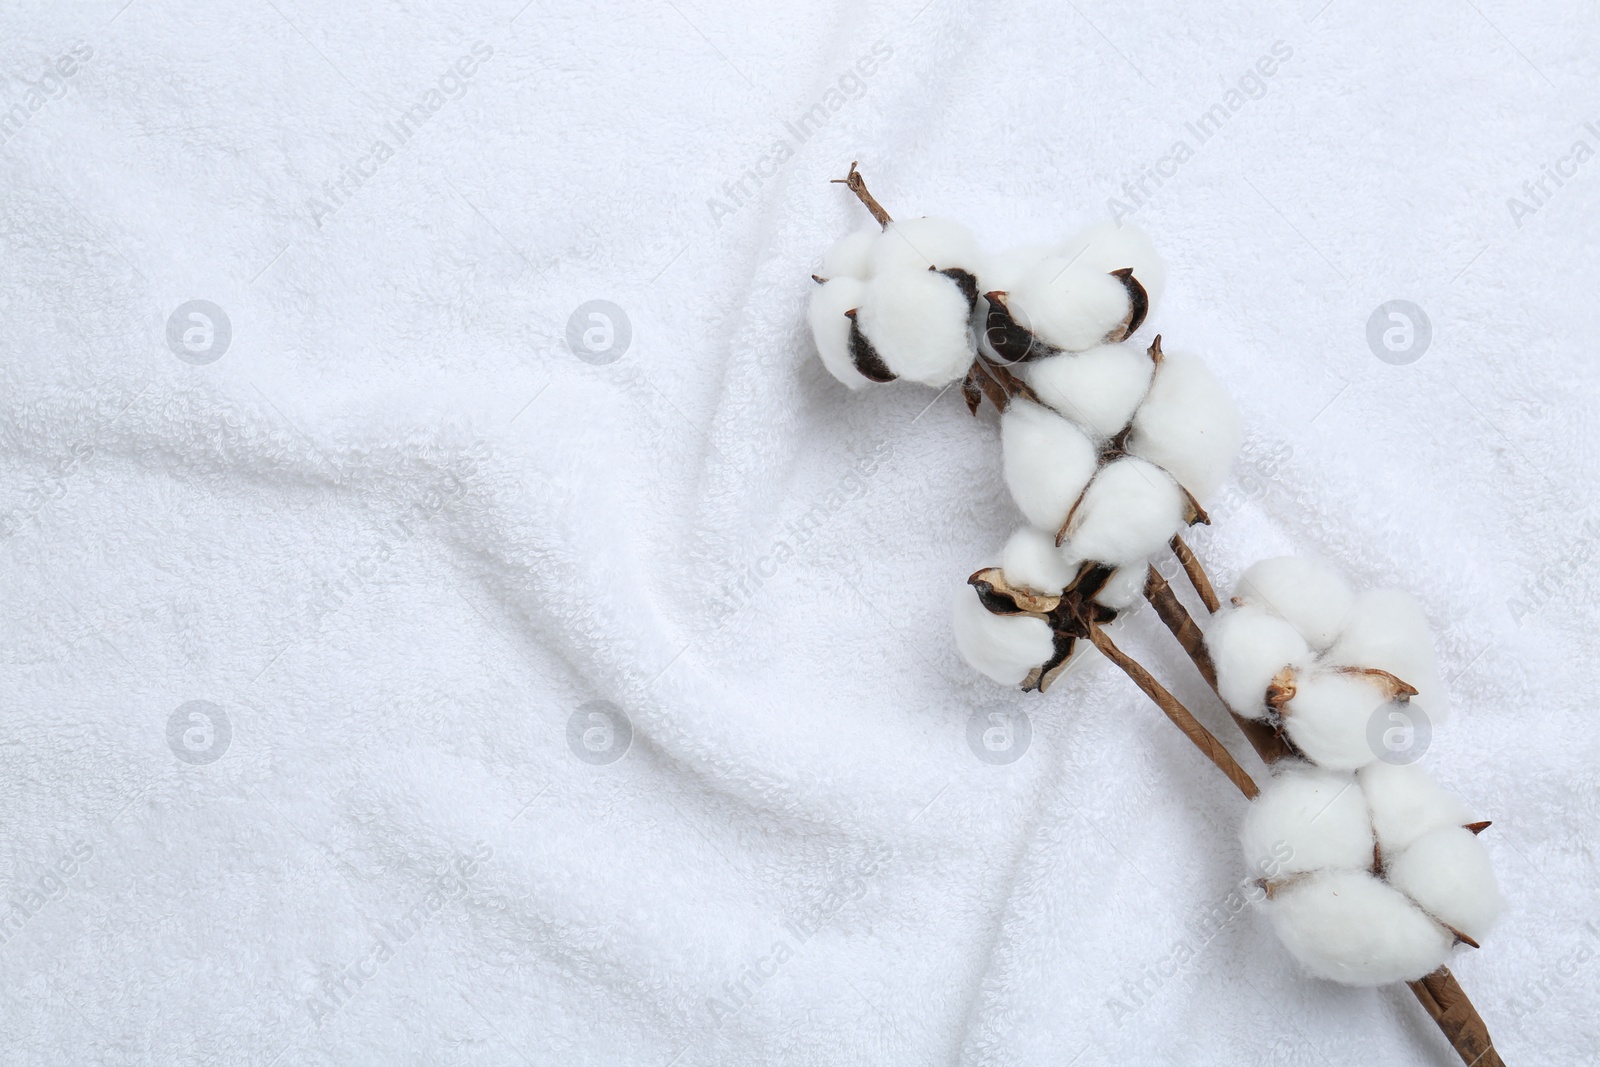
[1327,589,1450,724]
[1385,826,1503,943]
[1002,259,1136,353]
[999,525,1077,596]
[980,224,1163,363]
[1126,348,1242,502]
[952,581,1055,686]
[1093,564,1150,610]
[1281,669,1407,771]
[1357,761,1473,854]
[1207,564,1448,747]
[1022,342,1154,439]
[1059,457,1188,570]
[1245,760,1499,984]
[1240,763,1374,876]
[854,268,977,386]
[1236,557,1354,651]
[821,227,879,281]
[869,217,983,275]
[810,219,983,389]
[1001,399,1099,532]
[1265,869,1456,986]
[1057,222,1167,311]
[1208,604,1314,719]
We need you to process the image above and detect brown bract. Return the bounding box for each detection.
[1107,268,1150,342]
[842,309,896,383]
[966,563,1116,694]
[1334,665,1420,700]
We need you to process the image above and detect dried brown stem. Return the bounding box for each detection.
[830,161,892,228]
[1087,622,1260,800]
[1145,540,1504,1065]
[1407,968,1506,1067]
[1144,566,1217,689]
[1170,534,1220,613]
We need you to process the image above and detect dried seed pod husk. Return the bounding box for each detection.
[935,265,980,308]
[1021,632,1079,693]
[1333,665,1419,701]
[967,567,1061,617]
[983,291,1056,365]
[843,309,896,383]
[1106,268,1150,341]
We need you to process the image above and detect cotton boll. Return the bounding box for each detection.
[1328,589,1450,723]
[807,277,873,389]
[1095,564,1149,610]
[1267,869,1454,985]
[1236,557,1355,650]
[1023,343,1155,439]
[952,583,1054,686]
[1057,222,1167,312]
[1386,827,1503,942]
[1126,350,1243,501]
[821,228,879,281]
[1282,671,1393,771]
[1358,762,1474,854]
[1207,606,1313,718]
[869,217,981,274]
[979,243,1053,296]
[1000,526,1077,595]
[1241,764,1373,878]
[1060,458,1187,569]
[1008,258,1132,352]
[1000,399,1099,531]
[855,269,976,387]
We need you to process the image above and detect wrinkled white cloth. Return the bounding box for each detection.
[0,0,1594,1064]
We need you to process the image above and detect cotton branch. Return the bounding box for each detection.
[1148,540,1505,1067]
[831,161,893,228]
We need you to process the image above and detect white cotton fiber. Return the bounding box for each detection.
[869,216,982,274]
[1241,764,1373,877]
[807,277,872,390]
[1023,343,1154,439]
[1236,557,1355,650]
[1060,457,1187,569]
[1282,671,1392,771]
[855,269,976,387]
[1095,564,1149,610]
[1000,399,1099,531]
[952,583,1054,686]
[821,228,879,281]
[1057,222,1167,312]
[979,243,1054,296]
[1000,526,1076,595]
[1207,606,1313,718]
[1126,350,1243,501]
[1328,589,1450,723]
[1358,762,1474,854]
[1386,826,1503,942]
[1267,869,1454,985]
[1008,258,1132,352]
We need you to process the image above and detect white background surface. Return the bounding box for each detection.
[1,0,1596,1064]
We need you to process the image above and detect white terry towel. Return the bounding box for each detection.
[0,0,1594,1064]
